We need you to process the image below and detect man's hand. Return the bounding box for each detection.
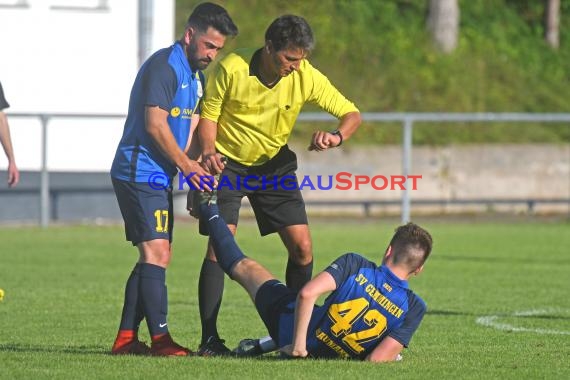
[202,152,227,174]
[180,159,215,191]
[7,161,19,187]
[186,156,227,217]
[279,344,308,359]
[308,130,341,151]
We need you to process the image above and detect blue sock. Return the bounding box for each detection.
[119,263,144,331]
[200,203,246,277]
[139,263,168,338]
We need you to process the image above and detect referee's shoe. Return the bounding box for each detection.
[197,336,232,357]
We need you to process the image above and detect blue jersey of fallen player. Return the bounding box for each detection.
[111,42,204,182]
[279,253,426,360]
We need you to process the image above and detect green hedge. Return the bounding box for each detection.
[176,0,570,144]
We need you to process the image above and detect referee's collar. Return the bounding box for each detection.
[248,48,263,77]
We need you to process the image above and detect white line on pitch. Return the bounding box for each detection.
[475,308,570,335]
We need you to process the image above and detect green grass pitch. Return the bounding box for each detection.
[1,219,569,379]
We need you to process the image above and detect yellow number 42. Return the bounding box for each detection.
[328,297,387,354]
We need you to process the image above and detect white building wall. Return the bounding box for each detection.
[0,0,174,171]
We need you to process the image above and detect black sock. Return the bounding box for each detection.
[139,263,168,338]
[286,259,313,291]
[119,263,144,331]
[198,259,225,345]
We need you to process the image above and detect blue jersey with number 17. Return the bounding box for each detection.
[111,42,204,183]
[279,253,426,360]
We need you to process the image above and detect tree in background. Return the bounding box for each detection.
[545,0,560,49]
[427,0,460,53]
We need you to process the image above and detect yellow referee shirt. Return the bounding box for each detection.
[201,48,359,166]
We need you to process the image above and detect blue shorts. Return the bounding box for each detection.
[254,279,297,344]
[112,178,174,245]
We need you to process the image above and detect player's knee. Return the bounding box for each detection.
[152,250,172,267]
[140,244,172,267]
[298,238,313,256]
[289,239,312,263]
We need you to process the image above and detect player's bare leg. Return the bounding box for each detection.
[230,259,275,300]
[197,199,281,356]
[235,224,314,356]
[228,257,281,356]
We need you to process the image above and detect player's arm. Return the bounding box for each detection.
[0,112,15,161]
[367,292,427,362]
[198,62,230,174]
[309,111,361,151]
[185,114,201,160]
[306,64,362,151]
[145,106,211,190]
[186,115,212,217]
[197,117,225,173]
[365,336,404,362]
[0,111,19,187]
[281,271,337,358]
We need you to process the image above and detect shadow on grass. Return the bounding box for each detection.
[426,309,476,317]
[0,343,297,361]
[515,314,570,320]
[433,254,570,265]
[427,309,570,320]
[0,343,315,363]
[0,343,106,355]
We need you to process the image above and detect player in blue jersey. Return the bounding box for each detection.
[194,191,433,361]
[109,3,237,356]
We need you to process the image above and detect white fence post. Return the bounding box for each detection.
[40,115,49,228]
[402,118,413,224]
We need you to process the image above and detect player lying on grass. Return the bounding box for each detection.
[195,190,433,361]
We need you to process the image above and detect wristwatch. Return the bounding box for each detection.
[330,129,343,147]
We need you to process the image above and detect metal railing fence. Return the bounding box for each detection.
[6,112,570,226]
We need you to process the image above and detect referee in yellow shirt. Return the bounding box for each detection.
[191,14,362,356]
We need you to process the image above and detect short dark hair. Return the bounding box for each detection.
[186,2,238,37]
[389,223,433,271]
[265,15,315,53]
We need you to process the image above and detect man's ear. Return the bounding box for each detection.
[265,40,273,54]
[383,245,393,263]
[412,265,424,276]
[184,27,195,44]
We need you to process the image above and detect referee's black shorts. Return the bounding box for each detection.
[199,145,308,236]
